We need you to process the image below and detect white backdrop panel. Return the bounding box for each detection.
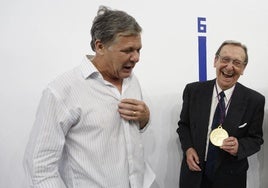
[0,0,267,187]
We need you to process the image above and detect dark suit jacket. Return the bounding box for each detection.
[177,79,265,188]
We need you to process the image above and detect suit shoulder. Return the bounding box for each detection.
[236,83,265,101]
[185,79,214,90]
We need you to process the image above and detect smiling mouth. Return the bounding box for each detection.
[222,71,233,78]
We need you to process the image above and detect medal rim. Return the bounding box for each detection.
[209,126,229,146]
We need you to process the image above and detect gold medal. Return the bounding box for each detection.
[209,125,228,146]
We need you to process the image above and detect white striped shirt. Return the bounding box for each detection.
[24,56,153,188]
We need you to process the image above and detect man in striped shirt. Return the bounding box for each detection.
[24,5,154,188]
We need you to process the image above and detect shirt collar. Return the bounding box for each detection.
[80,55,100,79]
[215,81,235,101]
[80,55,133,84]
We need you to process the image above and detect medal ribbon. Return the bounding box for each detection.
[215,85,233,125]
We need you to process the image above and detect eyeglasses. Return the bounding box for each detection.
[217,55,245,68]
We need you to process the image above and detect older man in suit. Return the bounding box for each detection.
[177,40,265,188]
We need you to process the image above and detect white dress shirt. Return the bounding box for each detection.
[24,56,154,188]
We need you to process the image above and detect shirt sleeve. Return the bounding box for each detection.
[23,87,76,188]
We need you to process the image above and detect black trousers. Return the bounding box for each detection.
[201,164,247,188]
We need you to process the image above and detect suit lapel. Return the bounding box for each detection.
[223,83,247,135]
[195,80,215,155]
[199,80,215,126]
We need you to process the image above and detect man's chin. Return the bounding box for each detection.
[219,79,236,90]
[121,72,132,78]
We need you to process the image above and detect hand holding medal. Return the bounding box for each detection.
[220,136,239,156]
[209,125,228,146]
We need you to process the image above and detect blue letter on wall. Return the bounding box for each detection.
[198,17,207,81]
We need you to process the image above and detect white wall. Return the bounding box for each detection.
[0,0,267,187]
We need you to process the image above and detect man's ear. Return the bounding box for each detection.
[213,56,218,68]
[240,66,246,75]
[95,40,105,55]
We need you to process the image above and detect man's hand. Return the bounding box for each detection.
[186,147,201,171]
[220,136,239,156]
[118,98,150,129]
